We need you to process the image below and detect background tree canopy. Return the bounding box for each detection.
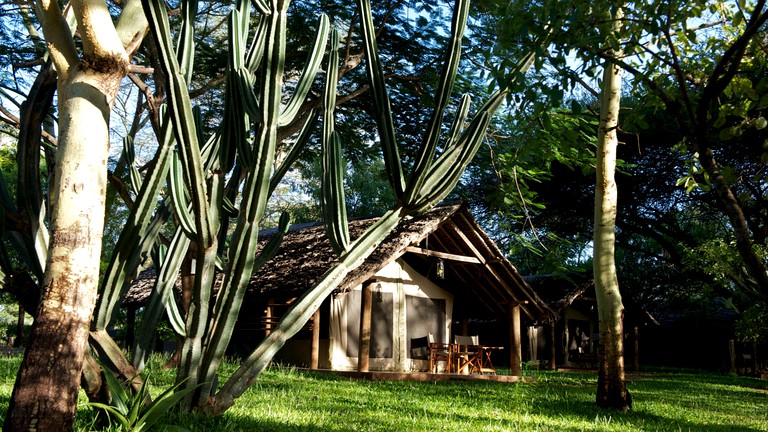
[0,0,766,424]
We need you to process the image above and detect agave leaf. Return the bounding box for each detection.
[100,366,130,416]
[137,379,202,430]
[127,373,148,425]
[87,403,132,431]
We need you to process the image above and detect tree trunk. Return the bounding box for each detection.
[4,65,120,430]
[593,7,631,411]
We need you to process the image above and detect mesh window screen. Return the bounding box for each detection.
[406,295,446,358]
[345,290,394,358]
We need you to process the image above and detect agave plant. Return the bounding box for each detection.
[86,367,199,432]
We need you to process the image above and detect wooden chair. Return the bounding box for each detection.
[428,333,451,373]
[454,335,482,374]
[410,336,430,361]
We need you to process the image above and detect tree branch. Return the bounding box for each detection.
[37,0,78,78]
[697,0,768,125]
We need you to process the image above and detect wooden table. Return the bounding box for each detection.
[430,342,504,375]
[453,344,503,375]
[476,346,503,374]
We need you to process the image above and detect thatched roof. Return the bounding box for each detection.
[125,204,552,321]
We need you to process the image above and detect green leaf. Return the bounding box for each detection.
[87,403,132,431]
[758,94,768,108]
[718,126,739,141]
[137,381,201,430]
[570,100,582,115]
[102,368,130,415]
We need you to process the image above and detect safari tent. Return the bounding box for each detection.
[125,204,552,374]
[525,273,659,370]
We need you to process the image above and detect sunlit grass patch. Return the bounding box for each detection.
[0,355,765,431]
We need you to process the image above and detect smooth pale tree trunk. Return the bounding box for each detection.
[5,64,122,432]
[4,0,145,429]
[593,6,631,412]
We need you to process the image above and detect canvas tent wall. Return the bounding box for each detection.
[329,259,453,372]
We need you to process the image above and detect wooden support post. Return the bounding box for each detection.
[509,304,522,376]
[265,298,274,337]
[549,322,556,370]
[310,309,320,370]
[358,282,374,372]
[752,342,758,374]
[729,339,736,374]
[633,325,639,372]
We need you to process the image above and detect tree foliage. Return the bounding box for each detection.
[0,0,528,423]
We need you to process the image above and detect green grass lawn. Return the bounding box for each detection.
[0,354,766,431]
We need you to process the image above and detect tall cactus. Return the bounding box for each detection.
[322,29,350,254]
[134,0,330,408]
[77,0,541,416]
[197,0,534,414]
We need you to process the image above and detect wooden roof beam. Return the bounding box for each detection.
[443,220,487,265]
[404,246,481,264]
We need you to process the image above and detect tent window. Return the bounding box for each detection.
[405,295,446,358]
[344,290,394,358]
